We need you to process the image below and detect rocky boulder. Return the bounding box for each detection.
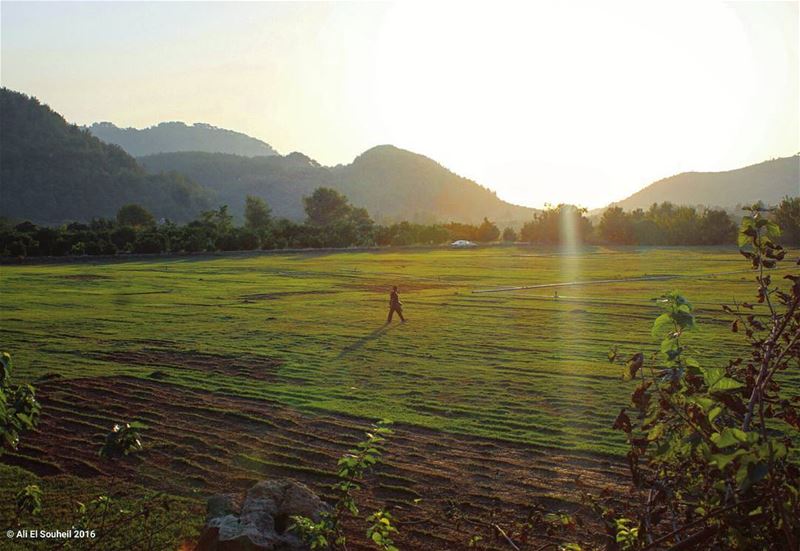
[197,479,328,551]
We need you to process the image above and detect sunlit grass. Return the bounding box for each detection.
[2,245,793,455]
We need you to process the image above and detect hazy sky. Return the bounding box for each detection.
[1,1,797,208]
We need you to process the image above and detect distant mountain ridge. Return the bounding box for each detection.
[87,121,278,157]
[0,89,210,224]
[6,88,795,227]
[609,156,799,212]
[139,146,537,225]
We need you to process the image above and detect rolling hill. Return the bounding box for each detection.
[139,146,538,225]
[87,121,278,157]
[0,89,210,224]
[609,155,799,212]
[9,87,793,228]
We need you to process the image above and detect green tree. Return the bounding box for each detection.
[116,204,155,228]
[304,188,353,227]
[520,204,592,245]
[774,196,800,245]
[502,227,517,242]
[444,222,479,241]
[598,206,634,244]
[244,195,272,234]
[201,205,233,234]
[132,230,166,254]
[670,205,702,244]
[300,188,375,247]
[699,208,736,245]
[476,217,500,242]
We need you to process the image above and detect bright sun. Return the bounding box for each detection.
[367,2,794,208]
[1,1,795,209]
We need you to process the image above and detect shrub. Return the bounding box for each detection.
[601,205,800,549]
[291,421,397,550]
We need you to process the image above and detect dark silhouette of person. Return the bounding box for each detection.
[387,286,405,323]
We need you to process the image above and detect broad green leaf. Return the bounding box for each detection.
[711,428,748,448]
[737,230,751,248]
[672,310,696,330]
[701,367,725,388]
[709,377,744,392]
[660,337,678,355]
[739,461,769,492]
[771,442,788,459]
[693,397,713,411]
[765,221,781,240]
[711,448,747,469]
[647,423,665,441]
[651,313,673,337]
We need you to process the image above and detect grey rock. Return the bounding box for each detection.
[198,479,328,551]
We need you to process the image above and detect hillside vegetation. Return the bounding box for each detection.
[139,146,537,225]
[87,121,278,157]
[610,155,799,211]
[0,89,210,224]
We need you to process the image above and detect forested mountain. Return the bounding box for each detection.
[11,86,792,229]
[139,146,537,224]
[0,89,210,224]
[610,156,799,211]
[88,121,278,157]
[333,146,535,224]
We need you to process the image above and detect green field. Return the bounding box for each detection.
[3,245,786,456]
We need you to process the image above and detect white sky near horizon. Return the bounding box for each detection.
[1,1,797,209]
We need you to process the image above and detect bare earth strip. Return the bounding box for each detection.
[4,376,629,550]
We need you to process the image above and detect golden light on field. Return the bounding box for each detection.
[1,1,796,208]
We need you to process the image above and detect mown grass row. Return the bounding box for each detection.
[2,245,791,455]
[2,375,628,549]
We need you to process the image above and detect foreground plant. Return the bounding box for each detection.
[0,351,40,453]
[2,351,196,549]
[290,420,397,550]
[605,205,799,549]
[14,484,43,522]
[99,421,146,459]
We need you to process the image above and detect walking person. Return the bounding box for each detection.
[387,285,405,323]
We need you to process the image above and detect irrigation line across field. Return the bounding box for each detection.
[472,294,758,308]
[471,266,793,294]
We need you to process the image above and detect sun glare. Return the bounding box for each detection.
[369,2,795,208]
[0,1,796,208]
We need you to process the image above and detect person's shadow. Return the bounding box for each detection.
[338,324,397,358]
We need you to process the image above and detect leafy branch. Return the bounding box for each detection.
[290,420,398,550]
[601,205,800,549]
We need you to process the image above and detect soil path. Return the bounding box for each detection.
[4,376,628,549]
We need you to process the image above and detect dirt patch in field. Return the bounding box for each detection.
[93,348,282,382]
[4,377,628,550]
[241,290,338,302]
[351,281,453,293]
[57,274,111,281]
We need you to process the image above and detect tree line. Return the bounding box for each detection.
[597,198,800,245]
[0,187,504,257]
[1,189,798,257]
